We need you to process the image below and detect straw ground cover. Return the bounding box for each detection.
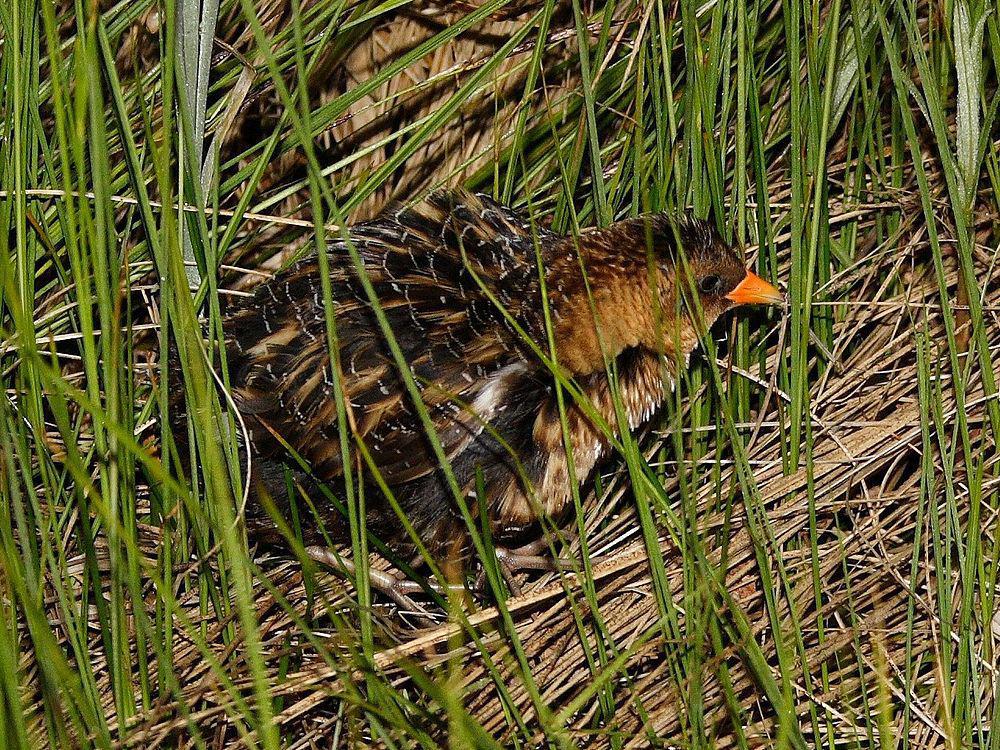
[0,0,998,746]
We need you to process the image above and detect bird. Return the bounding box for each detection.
[222,189,783,599]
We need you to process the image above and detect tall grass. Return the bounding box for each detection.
[0,0,997,747]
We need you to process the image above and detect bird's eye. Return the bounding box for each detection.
[699,274,722,294]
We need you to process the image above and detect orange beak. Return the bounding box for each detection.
[725,270,784,306]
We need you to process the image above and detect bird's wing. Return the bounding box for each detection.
[224,189,552,485]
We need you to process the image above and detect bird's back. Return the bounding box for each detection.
[225,191,556,508]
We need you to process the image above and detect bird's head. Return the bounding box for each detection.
[654,216,784,335]
[550,214,783,374]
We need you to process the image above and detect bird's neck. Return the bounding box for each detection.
[547,240,693,374]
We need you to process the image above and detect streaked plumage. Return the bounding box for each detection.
[224,190,781,563]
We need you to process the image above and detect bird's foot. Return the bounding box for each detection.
[479,536,577,597]
[305,545,461,618]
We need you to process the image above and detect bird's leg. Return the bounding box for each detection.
[500,532,578,570]
[305,545,458,617]
[481,533,578,596]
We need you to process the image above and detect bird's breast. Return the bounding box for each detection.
[489,348,674,530]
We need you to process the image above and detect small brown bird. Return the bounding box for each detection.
[224,190,782,593]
